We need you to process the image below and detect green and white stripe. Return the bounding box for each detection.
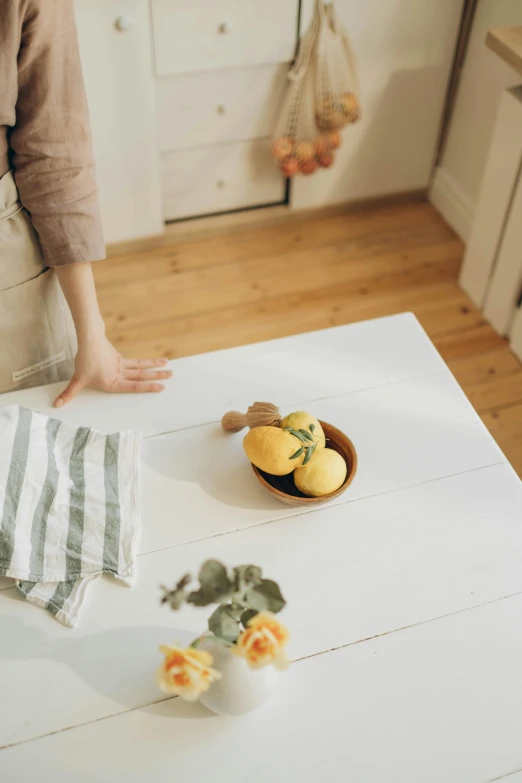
[103,433,121,574]
[0,407,33,568]
[0,406,140,627]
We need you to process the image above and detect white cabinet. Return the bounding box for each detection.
[74,0,466,236]
[151,2,295,220]
[459,87,522,309]
[483,152,522,336]
[74,0,163,243]
[151,0,299,76]
[161,140,285,221]
[458,86,522,344]
[156,64,288,152]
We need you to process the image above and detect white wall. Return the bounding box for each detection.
[292,0,465,210]
[430,0,522,241]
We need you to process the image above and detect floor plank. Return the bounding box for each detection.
[446,347,521,388]
[466,371,522,414]
[100,238,461,332]
[482,403,522,478]
[431,323,507,360]
[103,201,441,283]
[94,199,522,477]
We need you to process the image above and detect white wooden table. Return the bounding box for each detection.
[1,313,521,783]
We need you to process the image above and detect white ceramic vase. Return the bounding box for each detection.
[199,642,277,716]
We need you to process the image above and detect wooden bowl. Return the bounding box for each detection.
[251,421,357,507]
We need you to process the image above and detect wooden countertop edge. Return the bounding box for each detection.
[486,27,522,78]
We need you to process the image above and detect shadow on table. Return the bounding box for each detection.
[0,610,215,720]
[141,425,283,512]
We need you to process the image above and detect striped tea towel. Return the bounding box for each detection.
[0,406,141,627]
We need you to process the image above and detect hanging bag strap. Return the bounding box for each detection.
[287,0,322,82]
[325,2,360,96]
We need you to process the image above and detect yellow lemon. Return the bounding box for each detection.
[294,448,347,497]
[243,426,304,476]
[279,411,325,451]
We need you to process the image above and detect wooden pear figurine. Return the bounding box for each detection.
[221,402,281,433]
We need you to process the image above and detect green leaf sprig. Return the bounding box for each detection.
[160,560,286,648]
[286,423,326,466]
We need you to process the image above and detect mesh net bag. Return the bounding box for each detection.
[271,5,340,176]
[314,1,360,132]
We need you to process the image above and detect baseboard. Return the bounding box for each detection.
[107,190,427,257]
[429,167,475,242]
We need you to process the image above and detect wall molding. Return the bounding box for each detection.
[429,166,475,242]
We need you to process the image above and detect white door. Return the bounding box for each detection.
[74,0,163,244]
[458,87,522,309]
[483,160,522,336]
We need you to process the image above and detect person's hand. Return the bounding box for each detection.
[54,333,172,407]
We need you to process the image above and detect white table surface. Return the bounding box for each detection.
[1,312,521,783]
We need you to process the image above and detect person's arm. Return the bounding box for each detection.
[11,0,171,406]
[11,0,105,267]
[54,263,171,408]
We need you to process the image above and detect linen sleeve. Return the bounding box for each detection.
[10,0,106,267]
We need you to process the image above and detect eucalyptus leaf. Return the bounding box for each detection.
[290,447,305,460]
[160,577,190,611]
[208,604,242,643]
[245,579,286,614]
[187,559,233,606]
[165,589,187,610]
[241,609,258,627]
[199,559,229,587]
[233,565,262,593]
[228,603,246,619]
[176,573,192,590]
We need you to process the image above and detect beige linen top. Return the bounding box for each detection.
[0,0,105,267]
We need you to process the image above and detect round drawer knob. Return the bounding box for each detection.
[216,179,226,189]
[218,22,231,34]
[216,104,226,115]
[115,15,133,32]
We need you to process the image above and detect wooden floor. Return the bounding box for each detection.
[95,199,522,478]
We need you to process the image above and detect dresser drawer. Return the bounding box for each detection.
[151,0,299,76]
[157,64,288,152]
[161,140,285,220]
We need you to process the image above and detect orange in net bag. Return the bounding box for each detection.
[314,1,360,132]
[271,3,339,177]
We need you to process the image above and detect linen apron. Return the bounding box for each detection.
[0,170,76,393]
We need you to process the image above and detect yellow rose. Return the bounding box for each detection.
[157,644,222,702]
[234,611,290,670]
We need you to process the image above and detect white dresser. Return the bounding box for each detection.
[151,0,298,221]
[76,0,466,243]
